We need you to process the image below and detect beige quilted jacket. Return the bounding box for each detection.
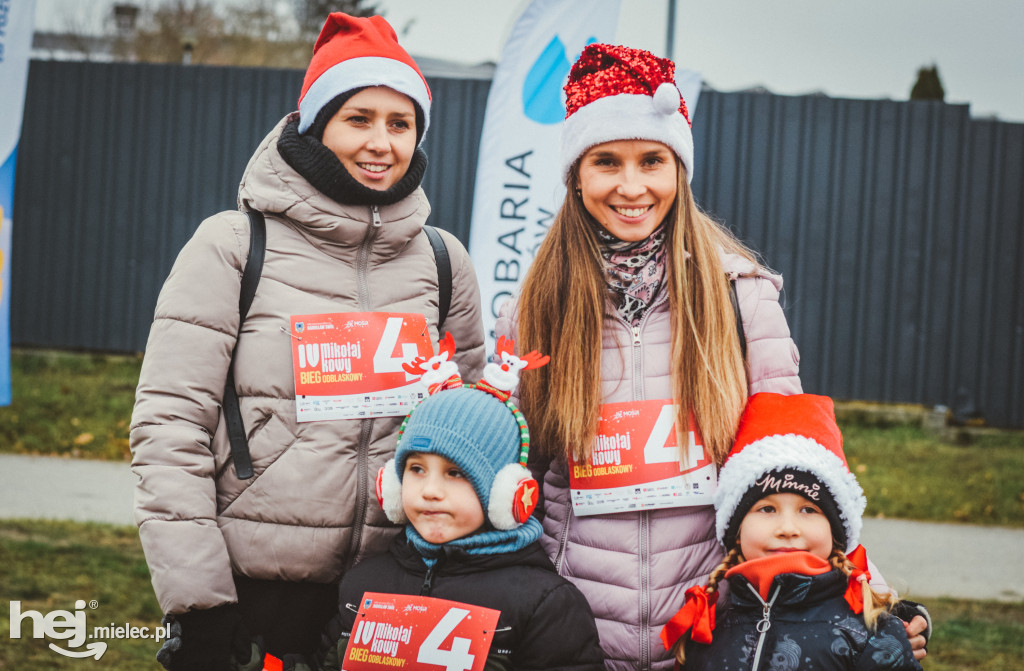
[130,115,485,615]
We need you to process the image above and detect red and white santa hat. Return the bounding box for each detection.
[296,13,431,142]
[714,393,867,553]
[560,43,694,184]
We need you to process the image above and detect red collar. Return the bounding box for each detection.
[725,552,832,600]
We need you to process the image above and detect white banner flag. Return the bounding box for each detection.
[0,0,37,405]
[468,0,621,349]
[468,0,702,350]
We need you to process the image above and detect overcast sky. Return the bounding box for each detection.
[35,0,1024,122]
[377,0,1023,123]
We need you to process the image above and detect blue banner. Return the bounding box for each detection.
[0,0,37,405]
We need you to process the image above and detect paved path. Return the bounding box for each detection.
[2,454,1022,602]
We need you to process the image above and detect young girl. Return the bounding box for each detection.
[662,393,926,670]
[495,42,801,669]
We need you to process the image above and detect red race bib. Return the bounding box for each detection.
[568,400,717,515]
[343,593,500,671]
[290,313,434,421]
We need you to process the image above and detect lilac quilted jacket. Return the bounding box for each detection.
[495,254,801,670]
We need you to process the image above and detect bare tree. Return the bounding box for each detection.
[910,65,945,101]
[293,0,381,40]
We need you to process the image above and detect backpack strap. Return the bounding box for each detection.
[729,278,748,362]
[423,225,452,328]
[222,218,449,481]
[223,210,265,480]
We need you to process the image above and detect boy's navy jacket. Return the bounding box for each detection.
[685,569,922,671]
[318,532,604,671]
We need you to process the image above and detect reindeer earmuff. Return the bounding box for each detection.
[375,334,549,531]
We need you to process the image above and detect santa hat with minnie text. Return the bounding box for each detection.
[296,12,431,142]
[714,393,867,553]
[560,43,694,184]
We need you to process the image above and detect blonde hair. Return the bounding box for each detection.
[830,548,902,632]
[670,547,743,666]
[517,160,756,466]
[671,545,902,666]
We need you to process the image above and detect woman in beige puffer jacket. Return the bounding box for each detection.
[130,13,484,669]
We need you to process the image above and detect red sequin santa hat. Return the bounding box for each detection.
[296,13,431,142]
[560,43,694,184]
[714,393,867,553]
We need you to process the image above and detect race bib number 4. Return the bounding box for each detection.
[343,593,500,671]
[291,313,434,421]
[568,400,717,515]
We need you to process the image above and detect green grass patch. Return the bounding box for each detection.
[0,520,1021,669]
[841,420,1024,527]
[1,349,1023,528]
[0,349,142,460]
[2,528,1024,667]
[921,597,1024,670]
[0,519,162,669]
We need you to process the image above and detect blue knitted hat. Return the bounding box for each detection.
[377,334,549,530]
[395,387,521,510]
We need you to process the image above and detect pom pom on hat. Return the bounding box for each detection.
[653,82,681,115]
[297,12,431,142]
[560,43,694,184]
[714,393,867,553]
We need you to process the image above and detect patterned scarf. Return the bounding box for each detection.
[595,223,668,326]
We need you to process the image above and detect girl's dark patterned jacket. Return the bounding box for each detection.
[684,569,923,671]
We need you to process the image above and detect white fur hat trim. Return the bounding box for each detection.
[560,93,694,184]
[379,458,407,524]
[714,434,867,552]
[298,56,432,140]
[488,463,532,531]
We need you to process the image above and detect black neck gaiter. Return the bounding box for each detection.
[276,118,427,207]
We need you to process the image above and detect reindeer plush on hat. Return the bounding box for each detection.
[375,334,550,530]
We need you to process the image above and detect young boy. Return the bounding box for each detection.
[313,340,604,670]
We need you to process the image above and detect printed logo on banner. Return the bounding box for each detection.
[290,312,434,422]
[568,399,717,515]
[522,35,599,124]
[343,592,500,671]
[468,0,623,352]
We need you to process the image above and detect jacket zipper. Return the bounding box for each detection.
[344,210,382,571]
[344,417,375,572]
[619,305,659,669]
[420,563,435,596]
[553,501,573,573]
[639,510,651,669]
[748,583,780,670]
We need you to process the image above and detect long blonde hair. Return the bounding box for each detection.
[517,160,756,466]
[670,546,902,666]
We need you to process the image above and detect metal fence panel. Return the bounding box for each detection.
[11,61,1024,427]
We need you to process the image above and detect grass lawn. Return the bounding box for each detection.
[0,351,1023,668]
[0,520,162,670]
[3,348,1022,527]
[0,349,142,460]
[0,520,1021,669]
[840,420,1024,527]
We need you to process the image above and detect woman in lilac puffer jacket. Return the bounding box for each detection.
[494,44,800,670]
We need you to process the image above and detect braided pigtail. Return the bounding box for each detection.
[671,548,744,666]
[830,549,900,631]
